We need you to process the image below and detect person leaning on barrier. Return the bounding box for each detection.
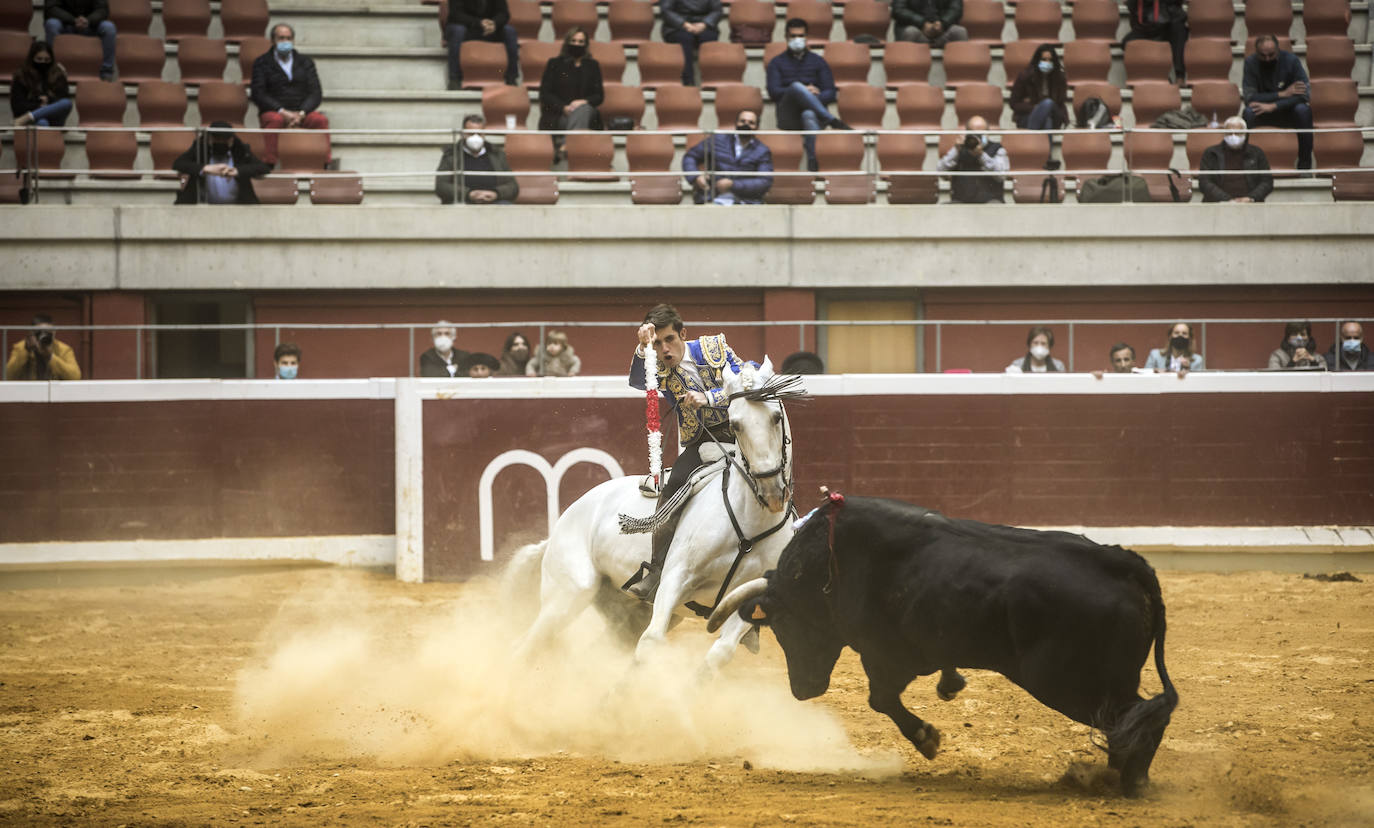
[538,27,603,160]
[11,41,72,128]
[251,23,330,167]
[1243,35,1313,172]
[1199,116,1273,204]
[1092,342,1144,379]
[462,352,501,378]
[6,314,81,381]
[43,0,116,81]
[273,342,301,380]
[1267,321,1326,370]
[1005,326,1065,373]
[435,114,519,204]
[1325,321,1374,372]
[681,109,772,205]
[497,330,531,376]
[1144,322,1204,377]
[892,0,969,47]
[936,115,1009,204]
[172,122,271,205]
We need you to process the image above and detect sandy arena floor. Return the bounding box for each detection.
[1,563,1371,827]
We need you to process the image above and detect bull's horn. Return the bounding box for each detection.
[706,577,770,633]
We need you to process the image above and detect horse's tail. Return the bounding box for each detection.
[499,539,548,630]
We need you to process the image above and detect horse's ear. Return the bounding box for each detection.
[759,355,774,377]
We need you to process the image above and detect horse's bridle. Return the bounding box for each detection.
[710,392,792,510]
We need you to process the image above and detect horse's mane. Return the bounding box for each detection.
[728,372,809,405]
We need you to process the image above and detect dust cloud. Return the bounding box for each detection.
[233,572,901,775]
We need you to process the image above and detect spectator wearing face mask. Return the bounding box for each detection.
[1009,44,1068,131]
[766,18,851,173]
[251,23,329,167]
[435,113,519,204]
[892,0,969,47]
[420,322,470,377]
[1005,326,1065,373]
[526,330,581,377]
[11,41,72,127]
[682,109,772,205]
[1267,322,1326,370]
[497,331,531,376]
[538,27,603,159]
[6,314,81,381]
[1324,321,1374,372]
[1144,322,1205,376]
[1243,34,1313,171]
[274,342,301,379]
[1199,116,1273,204]
[172,122,271,205]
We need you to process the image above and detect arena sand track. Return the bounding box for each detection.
[1,564,1371,827]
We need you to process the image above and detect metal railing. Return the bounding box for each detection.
[2,317,1363,378]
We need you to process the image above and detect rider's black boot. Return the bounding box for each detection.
[624,521,674,603]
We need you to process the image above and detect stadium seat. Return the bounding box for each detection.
[824,42,871,89]
[108,0,152,34]
[1000,129,1062,203]
[606,0,654,45]
[698,41,746,89]
[895,83,945,129]
[54,34,103,82]
[763,133,815,205]
[883,42,931,88]
[841,0,891,43]
[599,82,646,129]
[75,80,128,126]
[1302,0,1354,39]
[12,128,67,177]
[1063,40,1110,88]
[589,41,626,84]
[788,0,833,45]
[115,34,166,83]
[727,0,773,45]
[837,84,886,129]
[953,83,1003,127]
[1314,130,1365,172]
[1070,0,1120,43]
[1309,78,1358,127]
[651,84,703,130]
[149,129,193,175]
[551,0,598,40]
[960,0,1005,45]
[460,41,509,89]
[136,80,188,124]
[1001,41,1038,88]
[1187,0,1235,42]
[1244,0,1294,40]
[310,174,364,204]
[1189,81,1241,122]
[507,0,543,41]
[0,0,31,32]
[196,81,249,125]
[236,36,270,84]
[481,84,531,129]
[1124,39,1174,85]
[1072,81,1122,124]
[1303,36,1355,81]
[625,132,681,205]
[942,41,991,87]
[714,84,763,131]
[253,176,300,204]
[636,42,684,89]
[1123,129,1190,202]
[504,132,559,204]
[1331,171,1374,201]
[276,131,331,172]
[1061,131,1112,178]
[219,0,269,42]
[877,131,937,204]
[519,41,559,91]
[1128,81,1181,128]
[0,30,29,78]
[84,129,139,178]
[160,0,212,41]
[1183,39,1233,85]
[1246,129,1300,177]
[564,132,617,180]
[817,132,872,204]
[1013,0,1063,43]
[176,36,228,85]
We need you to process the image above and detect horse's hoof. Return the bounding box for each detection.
[914,725,941,760]
[936,671,966,701]
[742,626,760,654]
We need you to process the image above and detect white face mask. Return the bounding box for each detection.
[464,134,485,153]
[1223,134,1245,149]
[433,335,454,353]
[787,37,806,53]
[1029,345,1050,361]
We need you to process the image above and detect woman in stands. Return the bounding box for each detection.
[1267,321,1326,370]
[10,41,71,127]
[1145,322,1206,374]
[538,27,603,160]
[1009,43,1068,131]
[497,331,532,376]
[1005,326,1066,373]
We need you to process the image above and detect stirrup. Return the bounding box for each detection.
[621,561,660,601]
[638,475,661,498]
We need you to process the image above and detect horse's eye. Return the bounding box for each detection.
[773,411,783,424]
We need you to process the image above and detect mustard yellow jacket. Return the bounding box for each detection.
[6,338,82,380]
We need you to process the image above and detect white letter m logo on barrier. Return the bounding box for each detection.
[477,448,625,562]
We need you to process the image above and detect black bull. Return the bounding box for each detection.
[708,496,1178,796]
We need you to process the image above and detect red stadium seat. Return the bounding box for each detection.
[883,42,931,89]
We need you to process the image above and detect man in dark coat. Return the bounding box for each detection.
[892,0,969,46]
[250,23,330,166]
[1242,35,1314,170]
[444,0,519,90]
[681,109,773,204]
[660,0,723,86]
[1122,0,1188,82]
[43,0,116,80]
[172,122,272,205]
[1198,116,1274,203]
[435,114,520,204]
[1325,322,1374,372]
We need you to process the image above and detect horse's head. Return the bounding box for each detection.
[724,357,795,514]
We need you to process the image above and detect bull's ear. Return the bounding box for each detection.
[739,597,771,626]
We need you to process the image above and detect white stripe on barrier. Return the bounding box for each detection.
[0,535,395,567]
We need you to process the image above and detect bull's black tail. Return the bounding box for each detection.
[1106,578,1179,757]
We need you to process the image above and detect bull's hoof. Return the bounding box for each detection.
[936,671,966,702]
[914,725,941,760]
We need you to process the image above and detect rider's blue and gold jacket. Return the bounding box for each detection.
[628,334,747,444]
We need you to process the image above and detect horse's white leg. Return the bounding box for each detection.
[701,610,754,677]
[512,540,600,662]
[632,560,697,662]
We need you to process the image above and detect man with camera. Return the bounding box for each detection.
[6,314,82,381]
[936,115,1009,204]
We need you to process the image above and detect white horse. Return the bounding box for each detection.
[509,358,801,673]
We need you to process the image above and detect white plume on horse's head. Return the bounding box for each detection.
[724,357,774,395]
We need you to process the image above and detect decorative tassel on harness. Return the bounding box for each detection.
[818,486,846,594]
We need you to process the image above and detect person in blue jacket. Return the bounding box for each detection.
[681,109,773,204]
[765,18,851,172]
